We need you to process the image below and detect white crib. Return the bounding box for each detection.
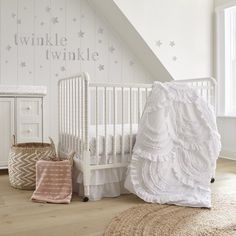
[58,72,217,201]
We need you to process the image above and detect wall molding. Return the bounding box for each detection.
[220,150,236,160]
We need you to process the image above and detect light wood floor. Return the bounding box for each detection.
[0,158,236,236]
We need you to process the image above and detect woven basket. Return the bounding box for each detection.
[8,138,56,190]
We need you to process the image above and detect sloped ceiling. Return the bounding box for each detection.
[88,0,173,82]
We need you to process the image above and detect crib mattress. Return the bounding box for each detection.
[61,124,138,157]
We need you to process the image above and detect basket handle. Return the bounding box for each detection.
[48,137,55,150]
[12,135,16,146]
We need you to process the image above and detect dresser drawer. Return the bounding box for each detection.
[16,98,43,143]
[17,98,42,117]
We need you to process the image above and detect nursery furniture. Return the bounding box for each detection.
[0,86,47,169]
[58,73,216,201]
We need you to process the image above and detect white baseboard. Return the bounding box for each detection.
[219,150,236,160]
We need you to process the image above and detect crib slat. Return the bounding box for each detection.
[138,88,140,123]
[104,87,108,162]
[121,87,124,160]
[81,79,84,158]
[113,87,116,161]
[129,88,133,159]
[72,79,75,151]
[96,86,99,161]
[78,77,81,153]
[74,79,78,153]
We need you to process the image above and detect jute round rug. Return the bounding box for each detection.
[104,194,236,236]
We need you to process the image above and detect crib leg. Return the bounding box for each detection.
[83,150,90,202]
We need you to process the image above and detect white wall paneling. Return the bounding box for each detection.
[0,0,153,142]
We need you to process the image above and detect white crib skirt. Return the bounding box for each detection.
[72,157,130,201]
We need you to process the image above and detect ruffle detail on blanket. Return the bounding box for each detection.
[125,81,221,207]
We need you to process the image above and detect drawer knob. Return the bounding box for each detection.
[26,106,32,110]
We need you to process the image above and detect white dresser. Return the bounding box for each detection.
[0,86,47,169]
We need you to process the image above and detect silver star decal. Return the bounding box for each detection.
[81,14,85,18]
[6,45,11,51]
[40,65,43,69]
[114,60,118,64]
[108,46,115,53]
[45,6,51,13]
[52,17,59,24]
[98,27,104,34]
[172,56,177,61]
[60,8,63,11]
[78,30,85,38]
[29,71,32,74]
[17,19,21,24]
[156,40,162,47]
[20,62,26,67]
[98,64,104,71]
[40,22,44,26]
[55,73,59,77]
[98,39,102,44]
[129,60,134,66]
[60,66,66,71]
[11,13,16,18]
[72,18,77,22]
[5,60,8,64]
[170,41,175,47]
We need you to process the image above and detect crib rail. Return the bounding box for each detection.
[58,74,216,164]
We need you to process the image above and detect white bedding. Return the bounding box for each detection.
[61,124,138,159]
[89,124,138,156]
[125,81,221,208]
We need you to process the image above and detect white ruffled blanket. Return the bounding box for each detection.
[125,81,221,208]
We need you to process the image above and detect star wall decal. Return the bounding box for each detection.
[98,39,102,44]
[81,14,85,18]
[72,18,77,22]
[20,62,26,67]
[45,6,51,13]
[40,65,43,69]
[17,19,21,24]
[6,45,11,51]
[60,8,63,11]
[60,66,66,71]
[170,41,175,47]
[98,27,104,34]
[172,56,178,61]
[24,7,27,10]
[78,30,85,38]
[11,13,16,18]
[29,71,32,74]
[55,73,59,77]
[52,17,59,24]
[129,60,134,66]
[155,40,162,47]
[5,60,8,64]
[108,46,115,53]
[40,22,44,26]
[98,64,104,71]
[114,60,118,64]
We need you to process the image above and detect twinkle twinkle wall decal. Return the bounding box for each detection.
[109,46,115,53]
[78,30,85,38]
[6,45,11,51]
[45,6,51,13]
[52,17,59,24]
[98,64,104,71]
[98,27,104,34]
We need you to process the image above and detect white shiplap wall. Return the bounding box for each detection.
[0,0,153,141]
